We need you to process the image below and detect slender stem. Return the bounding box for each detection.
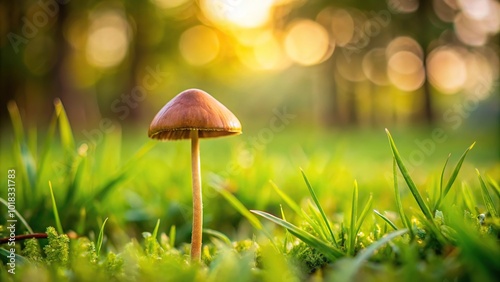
[190,130,202,262]
[0,233,48,244]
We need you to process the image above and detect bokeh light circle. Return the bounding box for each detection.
[387,51,425,91]
[253,32,290,70]
[330,9,354,47]
[454,12,488,46]
[463,48,498,99]
[427,47,467,94]
[386,36,423,59]
[179,25,220,66]
[284,19,331,66]
[362,48,389,85]
[151,0,190,9]
[336,52,366,82]
[85,10,130,68]
[388,0,419,13]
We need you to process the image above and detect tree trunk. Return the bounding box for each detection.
[417,0,434,124]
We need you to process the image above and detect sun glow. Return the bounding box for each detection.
[200,0,276,29]
[194,1,342,69]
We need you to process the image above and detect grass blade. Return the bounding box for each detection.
[7,101,25,144]
[301,169,337,246]
[269,181,302,217]
[54,98,75,153]
[152,219,160,239]
[412,212,447,245]
[455,228,500,279]
[340,229,408,282]
[442,142,475,198]
[203,229,231,246]
[487,177,500,200]
[80,171,128,211]
[120,140,157,172]
[373,210,398,231]
[7,101,35,202]
[434,154,451,211]
[280,205,291,253]
[37,109,59,184]
[169,225,176,249]
[461,183,475,214]
[20,142,37,193]
[355,193,373,235]
[477,170,498,218]
[280,204,287,222]
[27,127,37,173]
[307,202,332,242]
[212,185,262,231]
[251,210,344,260]
[64,148,87,208]
[0,248,29,266]
[385,129,434,222]
[96,217,109,257]
[270,181,320,236]
[348,181,358,256]
[98,124,122,172]
[49,181,63,234]
[0,198,33,233]
[357,228,408,262]
[85,142,156,206]
[393,158,411,233]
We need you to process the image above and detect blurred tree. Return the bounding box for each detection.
[0,2,27,125]
[1,0,498,130]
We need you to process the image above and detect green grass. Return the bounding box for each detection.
[0,100,499,281]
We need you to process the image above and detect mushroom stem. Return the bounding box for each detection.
[190,129,202,262]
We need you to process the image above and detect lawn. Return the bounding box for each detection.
[0,101,499,281]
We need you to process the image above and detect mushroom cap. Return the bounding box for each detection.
[148,89,242,140]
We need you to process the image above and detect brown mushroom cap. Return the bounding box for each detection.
[148,89,242,140]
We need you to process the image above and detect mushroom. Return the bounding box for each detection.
[148,88,241,262]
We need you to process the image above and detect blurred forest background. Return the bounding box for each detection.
[0,0,499,133]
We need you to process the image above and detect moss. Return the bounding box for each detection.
[289,241,329,275]
[105,252,124,278]
[22,238,43,264]
[144,234,164,260]
[43,227,70,266]
[71,237,98,264]
[233,239,257,253]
